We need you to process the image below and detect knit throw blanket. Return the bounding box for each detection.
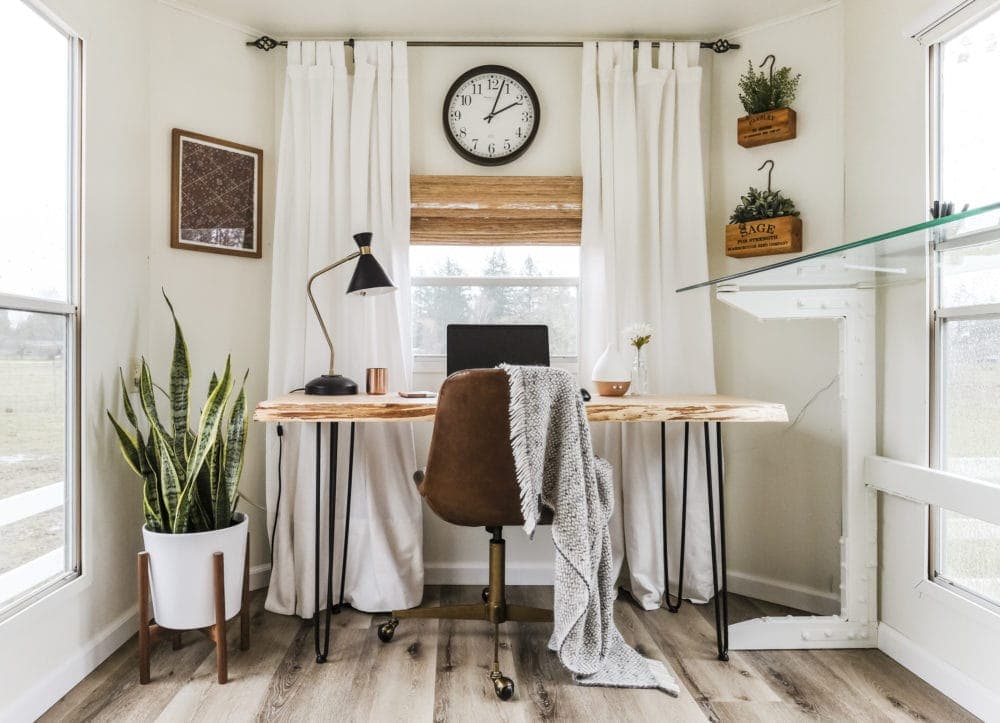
[500,364,679,695]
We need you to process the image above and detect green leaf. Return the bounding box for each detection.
[175,356,233,533]
[107,411,142,476]
[139,358,173,446]
[219,372,249,526]
[143,473,165,531]
[118,369,138,429]
[162,291,191,464]
[151,425,182,531]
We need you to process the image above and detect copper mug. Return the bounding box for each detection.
[366,367,388,395]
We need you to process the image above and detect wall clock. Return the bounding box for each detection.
[443,65,540,166]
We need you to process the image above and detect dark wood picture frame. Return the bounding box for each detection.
[170,129,263,258]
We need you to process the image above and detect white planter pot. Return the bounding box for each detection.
[142,513,248,630]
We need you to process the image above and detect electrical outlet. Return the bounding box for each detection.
[130,357,142,392]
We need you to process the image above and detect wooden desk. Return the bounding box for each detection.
[255,392,787,424]
[254,391,787,664]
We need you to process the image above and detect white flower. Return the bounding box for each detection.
[623,323,653,349]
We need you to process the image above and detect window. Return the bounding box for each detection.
[931,6,1000,607]
[409,175,582,367]
[410,245,580,360]
[0,0,81,618]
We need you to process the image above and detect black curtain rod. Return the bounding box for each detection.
[246,36,740,53]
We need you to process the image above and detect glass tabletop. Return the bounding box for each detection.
[677,202,1000,293]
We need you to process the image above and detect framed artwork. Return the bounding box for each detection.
[170,129,263,258]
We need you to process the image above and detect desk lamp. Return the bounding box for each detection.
[304,231,395,395]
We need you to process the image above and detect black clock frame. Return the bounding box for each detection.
[442,64,541,166]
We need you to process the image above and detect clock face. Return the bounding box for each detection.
[443,65,540,166]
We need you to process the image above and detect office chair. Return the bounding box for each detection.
[376,369,553,701]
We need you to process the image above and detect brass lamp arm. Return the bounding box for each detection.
[306,250,361,375]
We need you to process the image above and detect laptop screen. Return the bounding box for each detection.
[446,324,550,376]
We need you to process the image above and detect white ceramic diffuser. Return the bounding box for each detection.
[592,344,632,396]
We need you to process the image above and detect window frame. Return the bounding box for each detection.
[928,20,1000,610]
[0,0,82,623]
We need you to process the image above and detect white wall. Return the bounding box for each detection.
[843,0,1000,712]
[147,2,277,580]
[0,0,152,718]
[706,3,846,611]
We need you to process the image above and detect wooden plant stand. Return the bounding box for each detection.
[137,546,250,684]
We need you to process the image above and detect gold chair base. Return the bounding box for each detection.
[376,528,551,701]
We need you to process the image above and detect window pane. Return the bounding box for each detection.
[412,285,578,356]
[0,310,68,609]
[939,7,1000,209]
[939,511,1000,605]
[942,318,1000,481]
[939,317,1000,604]
[411,245,579,278]
[0,1,70,302]
[939,239,1000,308]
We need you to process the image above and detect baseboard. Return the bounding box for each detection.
[4,604,139,723]
[249,563,271,591]
[424,562,553,586]
[723,569,840,615]
[877,622,1000,721]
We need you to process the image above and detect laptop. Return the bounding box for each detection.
[446,324,550,376]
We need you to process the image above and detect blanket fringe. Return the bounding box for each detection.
[499,364,539,537]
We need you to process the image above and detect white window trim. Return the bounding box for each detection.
[0,2,82,623]
[928,17,1000,608]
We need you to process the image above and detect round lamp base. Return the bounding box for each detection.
[304,374,359,395]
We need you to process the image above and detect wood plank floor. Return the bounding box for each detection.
[42,587,977,722]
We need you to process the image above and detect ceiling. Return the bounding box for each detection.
[175,0,824,39]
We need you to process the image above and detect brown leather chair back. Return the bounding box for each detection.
[419,369,525,527]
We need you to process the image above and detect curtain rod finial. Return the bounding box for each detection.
[247,35,284,51]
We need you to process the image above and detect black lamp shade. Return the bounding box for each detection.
[346,232,395,296]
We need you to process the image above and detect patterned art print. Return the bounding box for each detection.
[171,129,263,258]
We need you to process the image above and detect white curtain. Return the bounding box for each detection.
[580,41,718,606]
[265,41,422,617]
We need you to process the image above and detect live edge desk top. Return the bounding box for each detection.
[253,392,788,424]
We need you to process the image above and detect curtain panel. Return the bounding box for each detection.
[265,41,422,617]
[580,41,719,606]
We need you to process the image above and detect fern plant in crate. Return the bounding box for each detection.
[736,55,801,148]
[726,161,803,259]
[108,291,251,634]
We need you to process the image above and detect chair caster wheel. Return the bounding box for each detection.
[482,587,490,602]
[493,675,514,701]
[377,620,398,643]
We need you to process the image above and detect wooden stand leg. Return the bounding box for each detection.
[240,543,250,651]
[138,552,151,685]
[213,551,228,684]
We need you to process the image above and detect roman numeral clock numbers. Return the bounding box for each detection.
[442,65,540,166]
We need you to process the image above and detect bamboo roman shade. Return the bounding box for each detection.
[409,175,582,245]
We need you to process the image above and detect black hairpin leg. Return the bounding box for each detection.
[334,422,356,614]
[663,422,689,613]
[716,422,729,659]
[704,421,729,661]
[314,422,339,663]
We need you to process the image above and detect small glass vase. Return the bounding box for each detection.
[630,345,649,396]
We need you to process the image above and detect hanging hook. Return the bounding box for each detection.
[759,54,776,81]
[757,159,775,192]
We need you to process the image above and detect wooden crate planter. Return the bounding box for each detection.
[725,215,802,258]
[737,108,797,148]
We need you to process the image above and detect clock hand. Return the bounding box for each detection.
[484,101,522,121]
[486,82,504,123]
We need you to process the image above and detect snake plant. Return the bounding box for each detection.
[108,291,249,533]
